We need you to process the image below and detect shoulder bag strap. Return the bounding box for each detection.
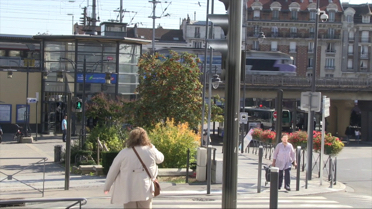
[133,147,153,179]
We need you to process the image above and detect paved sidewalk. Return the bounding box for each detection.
[0,133,345,208]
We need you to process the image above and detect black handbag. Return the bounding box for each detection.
[133,147,160,197]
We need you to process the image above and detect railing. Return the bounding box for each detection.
[0,198,87,209]
[0,157,47,197]
[243,75,372,91]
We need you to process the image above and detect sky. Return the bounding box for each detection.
[0,0,369,36]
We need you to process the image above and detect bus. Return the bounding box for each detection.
[243,107,292,131]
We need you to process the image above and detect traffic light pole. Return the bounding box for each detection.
[222,1,242,208]
[64,93,72,190]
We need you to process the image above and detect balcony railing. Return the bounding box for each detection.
[360,37,369,43]
[360,53,368,59]
[349,37,355,41]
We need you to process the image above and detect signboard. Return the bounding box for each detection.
[16,104,30,123]
[273,111,277,119]
[323,97,330,117]
[77,73,117,84]
[107,56,114,61]
[300,91,322,112]
[0,104,12,123]
[27,97,38,103]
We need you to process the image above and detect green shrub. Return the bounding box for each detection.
[102,151,120,175]
[149,118,199,168]
[86,124,128,152]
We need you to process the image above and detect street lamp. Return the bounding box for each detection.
[307,3,329,181]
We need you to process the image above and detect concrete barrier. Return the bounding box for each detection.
[21,137,33,143]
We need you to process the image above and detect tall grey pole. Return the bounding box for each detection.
[120,0,123,23]
[82,58,86,149]
[207,66,212,194]
[308,0,319,181]
[149,0,160,54]
[65,93,72,190]
[36,101,38,141]
[200,0,210,146]
[25,63,29,136]
[92,0,97,32]
[222,1,242,208]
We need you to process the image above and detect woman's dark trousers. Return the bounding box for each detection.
[279,168,291,189]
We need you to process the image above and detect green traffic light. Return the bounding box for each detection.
[76,101,82,109]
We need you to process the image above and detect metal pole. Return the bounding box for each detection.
[120,0,123,23]
[269,167,279,209]
[26,63,29,136]
[82,58,86,149]
[257,146,263,193]
[275,89,283,144]
[308,0,320,182]
[186,148,190,183]
[334,157,337,184]
[222,1,242,208]
[296,146,301,191]
[207,72,212,194]
[329,158,333,188]
[36,101,38,141]
[207,145,212,194]
[200,0,210,146]
[65,93,72,190]
[320,96,325,185]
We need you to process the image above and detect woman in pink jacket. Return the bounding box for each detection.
[104,127,164,208]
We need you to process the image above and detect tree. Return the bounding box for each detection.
[134,51,203,129]
[85,92,133,126]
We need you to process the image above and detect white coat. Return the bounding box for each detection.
[104,145,164,204]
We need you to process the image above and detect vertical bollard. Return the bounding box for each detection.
[257,146,263,193]
[186,148,190,183]
[296,146,301,191]
[329,158,333,188]
[270,167,279,209]
[207,145,212,194]
[302,149,305,172]
[334,157,337,185]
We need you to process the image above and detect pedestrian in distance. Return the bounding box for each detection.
[272,133,296,191]
[104,127,164,209]
[62,115,67,142]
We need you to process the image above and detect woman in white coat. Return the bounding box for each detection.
[104,127,164,208]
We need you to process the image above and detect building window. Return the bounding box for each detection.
[254,25,260,36]
[289,42,296,52]
[360,45,368,58]
[325,74,334,78]
[348,31,354,41]
[253,41,259,50]
[194,27,200,38]
[328,28,335,39]
[328,11,335,22]
[291,10,298,20]
[271,41,278,51]
[360,60,367,69]
[309,27,315,38]
[347,59,353,69]
[310,10,316,21]
[361,31,369,42]
[272,27,278,37]
[362,15,370,23]
[0,50,5,56]
[348,45,353,54]
[194,41,202,48]
[290,27,297,38]
[308,57,313,68]
[272,10,279,20]
[307,73,313,77]
[254,10,260,19]
[325,58,335,68]
[308,42,314,52]
[327,43,335,52]
[346,15,353,23]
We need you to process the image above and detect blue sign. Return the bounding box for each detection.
[77,73,117,84]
